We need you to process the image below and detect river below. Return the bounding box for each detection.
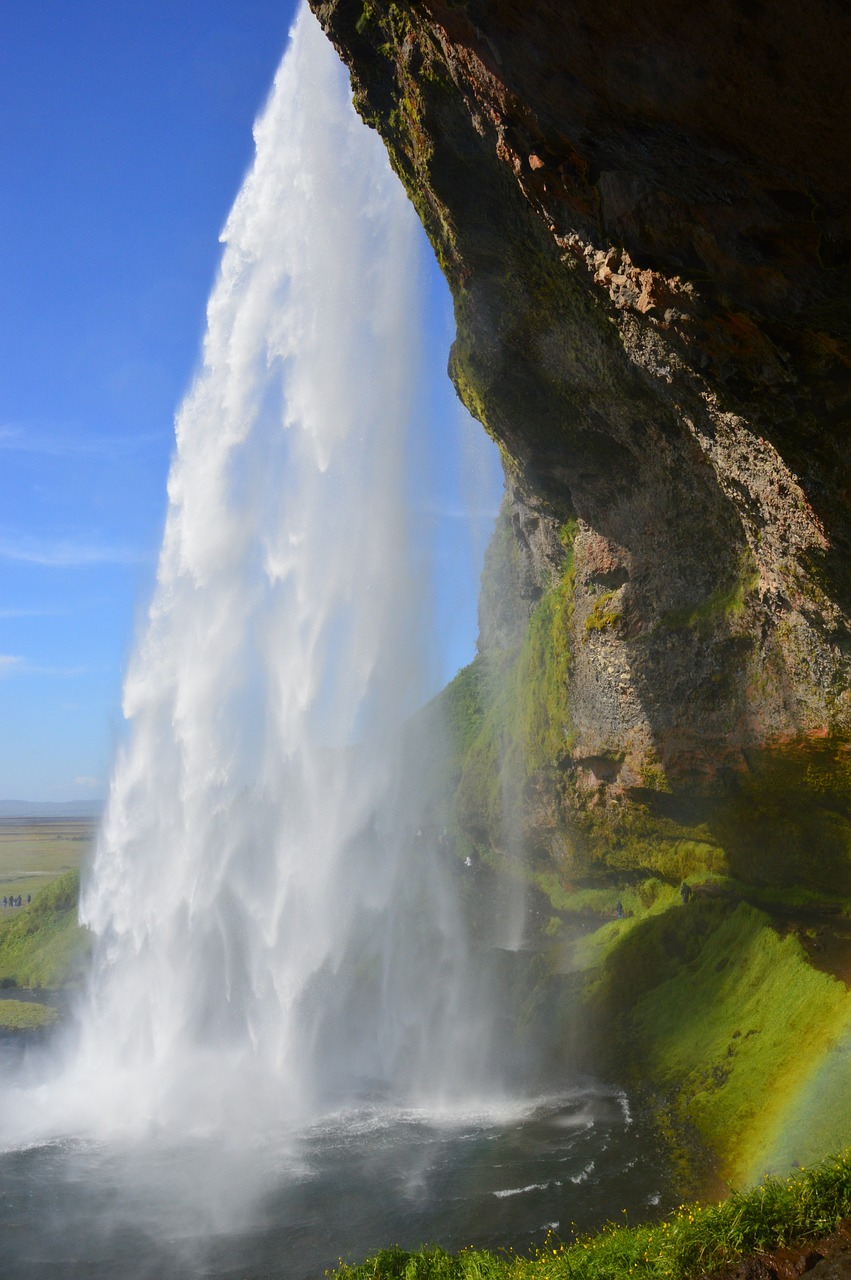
[0,1082,673,1279]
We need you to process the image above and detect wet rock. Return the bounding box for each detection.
[701,1221,851,1280]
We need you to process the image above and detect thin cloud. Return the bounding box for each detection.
[0,534,146,567]
[0,655,88,678]
[73,776,101,790]
[0,425,167,459]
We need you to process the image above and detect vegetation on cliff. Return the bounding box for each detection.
[419,514,851,1186]
[426,513,577,876]
[432,497,851,903]
[0,999,58,1031]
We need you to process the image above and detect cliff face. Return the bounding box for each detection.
[309,0,851,889]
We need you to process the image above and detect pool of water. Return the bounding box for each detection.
[0,1084,674,1279]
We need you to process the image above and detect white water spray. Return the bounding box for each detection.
[13,6,496,1141]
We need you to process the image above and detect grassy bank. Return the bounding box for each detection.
[0,869,88,990]
[519,878,850,1190]
[562,892,851,1188]
[623,902,850,1185]
[0,999,59,1030]
[0,818,92,1028]
[329,1152,851,1278]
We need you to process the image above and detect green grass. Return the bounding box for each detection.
[516,542,576,773]
[534,875,677,919]
[0,869,90,992]
[565,883,681,973]
[0,998,58,1030]
[328,1153,851,1279]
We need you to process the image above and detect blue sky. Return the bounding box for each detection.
[0,3,501,803]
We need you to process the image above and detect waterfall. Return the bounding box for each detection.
[14,4,494,1141]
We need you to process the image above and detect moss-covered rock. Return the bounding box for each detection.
[588,897,851,1188]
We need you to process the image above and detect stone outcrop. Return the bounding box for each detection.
[309,0,851,888]
[701,1218,851,1280]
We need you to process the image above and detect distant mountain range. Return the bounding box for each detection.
[0,800,102,819]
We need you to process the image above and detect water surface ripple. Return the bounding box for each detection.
[0,1086,673,1279]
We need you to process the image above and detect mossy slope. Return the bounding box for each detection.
[610,902,850,1184]
[0,870,89,992]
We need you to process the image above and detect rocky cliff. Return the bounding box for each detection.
[308,0,851,889]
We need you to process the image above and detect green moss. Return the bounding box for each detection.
[532,876,667,917]
[0,870,90,990]
[353,1,419,55]
[354,1,374,35]
[345,0,464,282]
[517,567,576,770]
[568,883,681,974]
[597,900,851,1185]
[584,590,622,633]
[763,1025,851,1178]
[514,518,579,776]
[0,998,58,1030]
[634,839,729,882]
[640,761,672,792]
[524,731,851,899]
[442,513,851,900]
[448,340,491,437]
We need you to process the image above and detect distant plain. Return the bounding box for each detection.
[0,818,94,906]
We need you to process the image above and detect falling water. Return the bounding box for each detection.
[14,4,492,1140]
[0,11,678,1273]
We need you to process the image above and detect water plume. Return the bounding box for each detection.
[17,4,494,1141]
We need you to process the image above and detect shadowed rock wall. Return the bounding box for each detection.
[309,0,851,888]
